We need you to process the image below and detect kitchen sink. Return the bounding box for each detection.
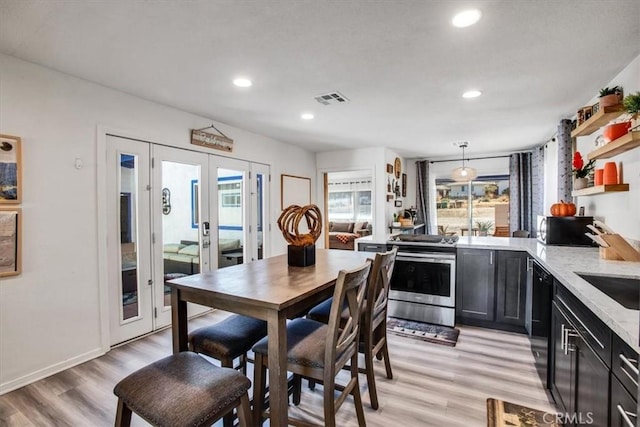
[576,273,640,310]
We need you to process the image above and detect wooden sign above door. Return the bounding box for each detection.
[191,129,234,152]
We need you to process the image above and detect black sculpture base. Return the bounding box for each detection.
[287,244,316,267]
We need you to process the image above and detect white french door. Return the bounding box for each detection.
[152,145,211,327]
[106,136,153,345]
[106,135,269,345]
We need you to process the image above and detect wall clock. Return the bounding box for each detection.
[394,157,401,179]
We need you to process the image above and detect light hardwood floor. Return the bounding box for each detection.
[0,311,557,426]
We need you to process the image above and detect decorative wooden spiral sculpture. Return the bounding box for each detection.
[277,204,322,246]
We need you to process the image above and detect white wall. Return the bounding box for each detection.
[0,53,316,393]
[573,54,640,240]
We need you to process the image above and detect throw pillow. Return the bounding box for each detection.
[331,222,352,233]
[163,243,186,254]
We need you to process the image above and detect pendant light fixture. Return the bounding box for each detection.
[451,142,478,181]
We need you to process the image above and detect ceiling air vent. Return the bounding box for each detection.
[314,91,350,105]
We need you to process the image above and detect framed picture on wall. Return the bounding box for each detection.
[0,134,22,204]
[281,174,311,210]
[0,207,21,277]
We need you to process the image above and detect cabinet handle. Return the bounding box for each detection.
[564,328,578,355]
[560,324,566,352]
[617,404,637,427]
[619,354,640,386]
[489,252,493,265]
[527,257,533,271]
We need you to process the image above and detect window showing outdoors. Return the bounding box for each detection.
[326,171,372,224]
[435,176,510,237]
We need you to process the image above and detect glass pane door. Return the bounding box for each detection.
[152,146,210,327]
[107,136,153,346]
[435,177,510,237]
[251,163,270,261]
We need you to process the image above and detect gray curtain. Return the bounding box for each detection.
[509,153,533,235]
[557,119,573,202]
[415,160,431,234]
[530,145,545,237]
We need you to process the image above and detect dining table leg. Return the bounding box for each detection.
[266,310,288,427]
[171,288,189,353]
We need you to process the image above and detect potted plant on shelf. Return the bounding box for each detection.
[598,86,623,108]
[572,151,595,190]
[392,213,400,227]
[623,91,640,128]
[475,220,494,236]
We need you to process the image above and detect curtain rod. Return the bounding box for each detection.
[429,154,511,164]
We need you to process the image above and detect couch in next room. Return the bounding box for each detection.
[327,221,372,250]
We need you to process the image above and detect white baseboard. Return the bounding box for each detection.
[0,347,106,395]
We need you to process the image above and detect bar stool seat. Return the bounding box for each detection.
[189,314,267,366]
[113,352,251,427]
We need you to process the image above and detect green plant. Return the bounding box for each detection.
[623,92,640,116]
[475,220,494,231]
[599,86,622,97]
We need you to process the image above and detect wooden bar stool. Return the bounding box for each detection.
[252,260,372,427]
[307,248,397,409]
[188,314,267,427]
[113,351,251,427]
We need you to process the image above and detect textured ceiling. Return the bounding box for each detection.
[1,0,638,158]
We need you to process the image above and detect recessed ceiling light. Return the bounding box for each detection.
[301,113,315,120]
[462,90,482,99]
[233,77,252,88]
[452,9,482,28]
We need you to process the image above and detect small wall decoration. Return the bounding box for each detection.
[0,134,22,204]
[394,157,401,179]
[394,200,403,207]
[402,173,407,197]
[0,207,21,277]
[191,127,234,152]
[386,163,393,174]
[281,174,311,210]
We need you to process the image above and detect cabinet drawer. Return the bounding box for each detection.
[555,282,611,367]
[358,243,387,253]
[612,333,639,398]
[611,374,638,427]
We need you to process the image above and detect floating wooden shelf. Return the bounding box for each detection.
[587,131,640,160]
[571,105,625,138]
[572,184,629,197]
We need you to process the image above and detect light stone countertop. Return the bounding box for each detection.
[457,236,640,351]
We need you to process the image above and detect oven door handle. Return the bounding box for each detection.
[396,255,455,263]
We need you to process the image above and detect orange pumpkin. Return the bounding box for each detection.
[550,200,576,217]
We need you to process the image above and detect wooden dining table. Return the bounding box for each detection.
[167,248,372,427]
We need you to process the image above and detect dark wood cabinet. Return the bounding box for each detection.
[611,373,637,427]
[495,251,528,328]
[551,302,575,417]
[456,248,495,322]
[575,333,610,426]
[456,249,527,332]
[550,283,614,426]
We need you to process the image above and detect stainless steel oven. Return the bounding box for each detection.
[387,238,457,326]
